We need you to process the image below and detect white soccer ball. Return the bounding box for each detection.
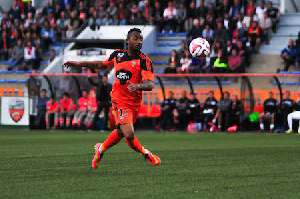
[189,37,210,58]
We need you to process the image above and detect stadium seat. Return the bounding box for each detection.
[15,71,25,74]
[156,33,165,36]
[156,71,164,74]
[196,81,208,85]
[138,105,148,117]
[4,71,14,74]
[17,79,27,83]
[168,43,180,47]
[284,82,296,85]
[153,61,165,65]
[177,32,187,36]
[222,81,232,85]
[0,79,6,83]
[209,81,218,85]
[0,61,10,64]
[165,32,176,36]
[149,52,160,55]
[272,81,283,85]
[157,43,167,47]
[161,52,171,55]
[279,71,290,74]
[291,71,300,74]
[153,80,159,84]
[149,105,161,118]
[6,79,17,83]
[40,61,47,64]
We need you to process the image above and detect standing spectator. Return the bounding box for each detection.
[34,89,49,128]
[42,20,55,51]
[180,49,192,73]
[0,31,10,60]
[59,92,75,128]
[45,97,60,130]
[177,40,187,58]
[259,12,271,44]
[212,50,228,73]
[202,90,218,131]
[22,40,36,70]
[118,3,128,25]
[176,91,189,128]
[163,1,177,32]
[279,91,294,130]
[286,100,300,134]
[256,0,267,21]
[228,48,243,73]
[202,24,214,44]
[89,74,112,130]
[101,12,113,25]
[106,1,117,17]
[42,2,53,17]
[229,95,243,129]
[176,3,186,32]
[164,50,180,73]
[8,39,24,70]
[185,2,198,32]
[214,21,228,45]
[281,39,297,71]
[72,90,89,128]
[267,1,280,33]
[229,0,244,20]
[248,21,262,53]
[258,91,278,133]
[9,1,21,20]
[159,91,177,131]
[152,1,163,32]
[213,91,233,131]
[56,11,69,41]
[66,11,79,38]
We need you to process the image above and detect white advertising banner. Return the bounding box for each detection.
[1,97,30,125]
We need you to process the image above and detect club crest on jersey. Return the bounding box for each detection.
[132,61,136,67]
[117,53,124,58]
[116,69,132,85]
[9,98,25,122]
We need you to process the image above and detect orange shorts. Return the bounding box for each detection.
[112,101,140,126]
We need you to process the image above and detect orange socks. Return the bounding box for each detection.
[100,129,123,152]
[125,136,146,154]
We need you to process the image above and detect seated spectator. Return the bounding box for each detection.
[229,0,244,20]
[54,4,62,19]
[151,1,163,32]
[229,95,243,129]
[198,0,208,19]
[180,49,192,73]
[186,19,203,44]
[128,3,139,25]
[236,12,244,32]
[164,50,180,73]
[185,2,198,32]
[46,97,60,130]
[248,21,262,53]
[22,40,37,70]
[186,93,201,124]
[107,1,117,17]
[245,0,255,16]
[36,11,45,26]
[228,48,243,73]
[225,40,234,56]
[101,12,113,25]
[202,90,218,131]
[72,90,89,128]
[0,31,10,60]
[286,100,300,134]
[163,1,177,32]
[176,91,189,128]
[118,3,128,25]
[242,10,258,32]
[214,21,228,45]
[237,41,250,68]
[281,39,297,71]
[212,50,228,73]
[202,24,214,44]
[258,91,278,133]
[213,91,233,131]
[24,12,36,28]
[42,2,53,17]
[177,40,187,58]
[176,3,186,32]
[259,12,271,44]
[112,13,120,26]
[56,11,69,41]
[34,89,49,128]
[223,12,234,36]
[207,41,222,68]
[66,11,79,38]
[41,20,55,51]
[134,11,146,25]
[267,1,280,33]
[8,39,24,70]
[232,29,243,45]
[59,92,75,128]
[9,1,21,20]
[141,1,152,25]
[256,0,267,21]
[158,91,177,131]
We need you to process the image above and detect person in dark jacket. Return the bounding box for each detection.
[159,91,177,131]
[176,91,189,129]
[186,93,201,123]
[279,91,294,130]
[258,91,278,132]
[89,73,112,130]
[281,39,297,71]
[34,89,49,128]
[213,91,233,131]
[230,95,243,128]
[202,90,218,130]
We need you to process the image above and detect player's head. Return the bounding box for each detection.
[223,91,230,99]
[232,95,238,101]
[285,91,290,99]
[190,93,196,100]
[182,90,188,98]
[41,89,47,98]
[82,90,88,97]
[268,91,274,98]
[63,92,70,99]
[126,28,143,52]
[49,96,54,103]
[168,91,174,99]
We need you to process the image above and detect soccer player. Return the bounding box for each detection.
[59,92,74,128]
[45,97,59,130]
[72,90,89,128]
[279,91,294,130]
[258,91,278,133]
[63,28,161,169]
[286,100,300,134]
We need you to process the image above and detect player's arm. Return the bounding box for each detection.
[63,61,108,70]
[127,80,154,92]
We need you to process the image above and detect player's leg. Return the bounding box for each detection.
[217,112,222,131]
[292,111,300,133]
[77,111,86,127]
[258,113,265,132]
[286,112,293,133]
[72,111,80,126]
[269,113,275,132]
[45,113,50,129]
[66,110,74,128]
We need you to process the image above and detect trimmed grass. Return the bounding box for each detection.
[0,130,299,198]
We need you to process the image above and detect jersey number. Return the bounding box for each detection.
[119,108,128,117]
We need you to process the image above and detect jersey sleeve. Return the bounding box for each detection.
[103,50,118,67]
[141,58,154,82]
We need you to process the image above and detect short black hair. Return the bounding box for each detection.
[41,89,47,93]
[127,28,142,39]
[63,92,70,97]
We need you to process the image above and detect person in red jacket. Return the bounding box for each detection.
[84,96,98,129]
[45,97,59,130]
[72,90,89,128]
[59,92,74,128]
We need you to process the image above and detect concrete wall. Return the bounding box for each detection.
[280,0,300,13]
[0,0,13,12]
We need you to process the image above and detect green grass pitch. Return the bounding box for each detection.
[0,130,299,198]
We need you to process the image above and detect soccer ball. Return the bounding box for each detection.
[189,38,210,58]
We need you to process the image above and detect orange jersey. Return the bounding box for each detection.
[60,98,73,111]
[78,97,89,111]
[46,102,59,112]
[103,49,154,106]
[89,97,98,111]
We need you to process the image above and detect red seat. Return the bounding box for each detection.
[149,105,161,118]
[138,105,148,117]
[253,105,264,113]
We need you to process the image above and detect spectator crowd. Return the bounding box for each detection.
[0,0,281,73]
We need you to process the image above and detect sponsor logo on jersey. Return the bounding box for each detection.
[116,69,133,85]
[117,53,124,58]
